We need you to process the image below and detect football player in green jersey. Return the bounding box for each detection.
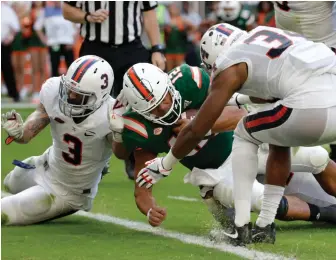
[108,63,336,233]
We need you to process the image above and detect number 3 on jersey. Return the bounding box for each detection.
[62,134,82,165]
[244,29,293,59]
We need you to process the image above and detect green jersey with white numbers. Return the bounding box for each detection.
[122,64,233,170]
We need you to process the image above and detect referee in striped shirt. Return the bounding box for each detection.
[62,1,165,180]
[62,1,165,97]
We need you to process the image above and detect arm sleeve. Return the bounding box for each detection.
[176,64,210,108]
[140,1,158,12]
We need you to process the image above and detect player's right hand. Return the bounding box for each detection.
[1,110,24,141]
[147,205,167,227]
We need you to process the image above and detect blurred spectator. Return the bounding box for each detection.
[181,2,202,66]
[11,2,31,100]
[256,1,275,27]
[1,1,20,102]
[27,1,48,103]
[34,1,76,78]
[209,1,257,31]
[164,3,196,71]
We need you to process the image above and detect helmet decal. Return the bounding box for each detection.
[71,58,98,83]
[127,67,154,102]
[215,24,234,36]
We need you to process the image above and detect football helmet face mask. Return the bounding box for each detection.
[59,55,114,118]
[200,23,246,71]
[123,63,182,125]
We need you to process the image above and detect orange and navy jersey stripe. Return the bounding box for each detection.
[216,24,234,36]
[244,105,292,134]
[127,67,154,102]
[71,58,98,83]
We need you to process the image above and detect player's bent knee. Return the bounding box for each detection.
[297,147,330,174]
[1,187,54,225]
[3,157,37,194]
[275,196,289,220]
[213,181,234,208]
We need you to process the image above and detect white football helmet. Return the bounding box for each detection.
[123,63,182,125]
[59,55,114,118]
[218,1,241,21]
[200,23,246,71]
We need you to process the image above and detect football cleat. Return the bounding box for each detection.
[213,222,252,246]
[252,222,276,244]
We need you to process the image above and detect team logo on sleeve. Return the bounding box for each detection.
[154,127,163,135]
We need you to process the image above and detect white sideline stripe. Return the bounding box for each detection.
[76,211,293,260]
[168,195,200,202]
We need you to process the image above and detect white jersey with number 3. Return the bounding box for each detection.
[214,26,336,109]
[39,77,113,199]
[274,1,336,48]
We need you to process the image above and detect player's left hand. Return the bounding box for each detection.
[136,157,172,189]
[151,52,166,71]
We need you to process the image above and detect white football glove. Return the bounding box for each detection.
[136,157,172,189]
[108,91,129,143]
[1,110,24,140]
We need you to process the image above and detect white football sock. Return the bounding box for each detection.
[256,184,285,227]
[232,136,259,227]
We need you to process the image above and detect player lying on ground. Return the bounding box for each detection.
[108,63,336,233]
[134,23,336,245]
[1,55,116,225]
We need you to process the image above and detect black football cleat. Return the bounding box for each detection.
[252,222,276,244]
[215,222,252,246]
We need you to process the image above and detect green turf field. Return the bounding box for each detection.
[1,109,335,260]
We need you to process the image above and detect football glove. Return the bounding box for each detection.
[1,110,24,142]
[136,157,172,189]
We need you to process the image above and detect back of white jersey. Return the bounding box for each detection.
[39,77,113,197]
[274,1,336,48]
[214,26,336,109]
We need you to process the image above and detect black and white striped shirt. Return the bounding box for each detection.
[65,1,157,45]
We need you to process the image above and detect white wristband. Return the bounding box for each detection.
[147,208,152,219]
[162,150,179,170]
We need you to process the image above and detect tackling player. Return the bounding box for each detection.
[134,24,336,245]
[109,63,336,235]
[1,55,116,225]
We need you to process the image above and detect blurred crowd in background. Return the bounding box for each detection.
[1,1,276,103]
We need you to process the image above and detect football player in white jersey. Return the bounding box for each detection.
[1,55,116,225]
[274,1,336,50]
[134,23,336,245]
[274,1,336,161]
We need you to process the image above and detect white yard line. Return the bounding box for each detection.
[1,193,292,260]
[167,195,200,202]
[76,211,293,260]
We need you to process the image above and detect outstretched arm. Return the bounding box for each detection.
[134,149,167,226]
[16,103,50,144]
